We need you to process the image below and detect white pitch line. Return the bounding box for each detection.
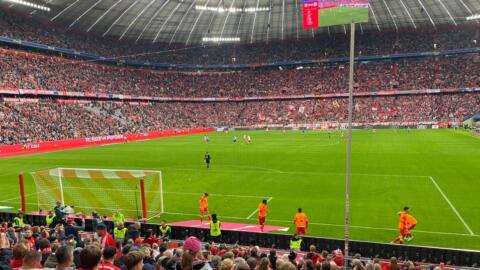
[165,191,270,199]
[161,166,430,178]
[247,197,273,219]
[11,202,159,214]
[58,187,269,199]
[162,211,478,237]
[145,212,162,222]
[0,186,60,202]
[163,211,250,221]
[429,176,474,235]
[0,192,35,202]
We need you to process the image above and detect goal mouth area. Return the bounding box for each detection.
[31,168,161,179]
[27,167,164,220]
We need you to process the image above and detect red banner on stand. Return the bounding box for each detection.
[0,128,214,158]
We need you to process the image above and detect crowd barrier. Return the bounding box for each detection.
[0,212,478,267]
[1,86,479,103]
[0,128,214,157]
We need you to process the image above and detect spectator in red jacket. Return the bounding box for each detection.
[143,229,158,246]
[332,249,344,267]
[10,242,28,268]
[96,224,116,250]
[100,246,121,270]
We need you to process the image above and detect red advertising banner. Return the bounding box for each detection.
[0,128,214,158]
[303,1,319,28]
[1,87,479,103]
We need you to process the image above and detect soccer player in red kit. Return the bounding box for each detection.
[258,199,268,232]
[199,193,210,223]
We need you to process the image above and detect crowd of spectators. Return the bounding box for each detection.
[0,8,479,145]
[0,100,130,145]
[0,9,478,65]
[0,217,431,270]
[0,49,479,98]
[1,93,479,145]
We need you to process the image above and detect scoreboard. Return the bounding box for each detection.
[303,0,369,28]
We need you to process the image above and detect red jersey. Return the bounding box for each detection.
[143,235,158,246]
[10,258,22,268]
[100,233,116,249]
[99,261,121,270]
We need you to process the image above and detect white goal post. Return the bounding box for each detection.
[21,168,164,220]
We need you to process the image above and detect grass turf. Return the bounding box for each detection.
[319,6,369,27]
[0,129,479,250]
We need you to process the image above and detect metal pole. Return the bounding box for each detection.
[57,168,65,207]
[344,22,355,266]
[159,171,164,213]
[18,173,26,213]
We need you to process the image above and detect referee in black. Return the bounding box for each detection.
[204,152,211,168]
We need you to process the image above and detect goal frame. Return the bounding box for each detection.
[20,167,164,219]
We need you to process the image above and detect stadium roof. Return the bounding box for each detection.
[3,0,480,44]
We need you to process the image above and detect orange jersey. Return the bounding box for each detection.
[294,212,308,227]
[398,211,408,229]
[406,214,417,226]
[258,203,267,217]
[199,195,208,209]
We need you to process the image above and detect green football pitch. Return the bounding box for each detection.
[0,129,479,250]
[319,6,369,27]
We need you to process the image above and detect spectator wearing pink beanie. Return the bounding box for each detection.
[181,237,211,270]
[183,236,201,254]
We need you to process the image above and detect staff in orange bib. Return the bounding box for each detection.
[392,206,409,244]
[199,193,210,223]
[258,199,268,232]
[293,208,308,236]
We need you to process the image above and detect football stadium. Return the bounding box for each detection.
[0,0,480,269]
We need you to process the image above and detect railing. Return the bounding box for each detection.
[1,87,479,103]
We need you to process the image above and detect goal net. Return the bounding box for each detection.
[27,168,163,219]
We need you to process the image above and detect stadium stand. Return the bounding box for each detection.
[0,9,479,65]
[0,49,479,97]
[1,4,480,270]
[1,93,479,145]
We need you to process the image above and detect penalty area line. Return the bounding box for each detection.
[428,176,475,235]
[161,211,479,238]
[247,196,273,219]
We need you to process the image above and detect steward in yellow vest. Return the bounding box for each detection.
[159,221,172,239]
[112,210,125,226]
[45,211,55,227]
[13,212,25,228]
[209,214,221,243]
[113,222,127,241]
[290,234,303,251]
